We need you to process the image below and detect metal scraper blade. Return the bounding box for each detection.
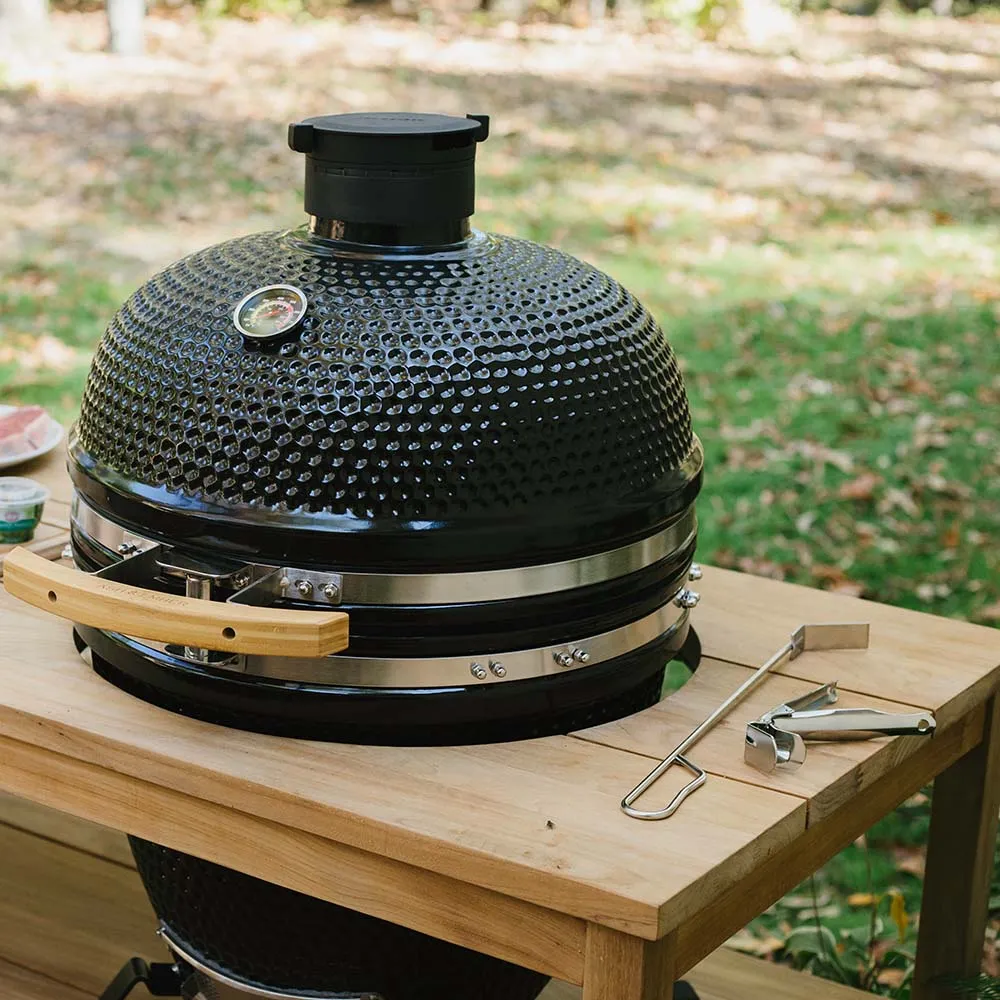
[791,623,870,660]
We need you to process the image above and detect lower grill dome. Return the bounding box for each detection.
[130,838,550,1000]
[70,489,700,744]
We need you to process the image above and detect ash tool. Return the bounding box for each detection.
[744,681,935,775]
[621,623,871,820]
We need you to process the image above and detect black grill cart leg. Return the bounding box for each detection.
[99,957,186,999]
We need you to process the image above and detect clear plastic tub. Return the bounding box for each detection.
[0,477,50,544]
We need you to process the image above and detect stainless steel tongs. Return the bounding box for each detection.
[744,681,935,774]
[620,623,871,820]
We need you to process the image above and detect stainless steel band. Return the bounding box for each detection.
[159,925,382,1000]
[71,493,697,608]
[108,600,691,689]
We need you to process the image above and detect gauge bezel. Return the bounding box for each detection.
[233,284,309,341]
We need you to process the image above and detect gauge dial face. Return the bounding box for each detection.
[234,285,308,340]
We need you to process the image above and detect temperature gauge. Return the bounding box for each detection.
[234,285,308,341]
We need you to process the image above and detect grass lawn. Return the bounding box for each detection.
[2,7,999,993]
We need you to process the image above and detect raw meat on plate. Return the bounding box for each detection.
[0,406,51,458]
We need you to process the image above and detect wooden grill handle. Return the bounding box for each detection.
[2,547,349,658]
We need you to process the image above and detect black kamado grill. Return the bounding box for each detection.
[8,113,704,1000]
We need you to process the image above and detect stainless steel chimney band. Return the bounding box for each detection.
[72,493,696,608]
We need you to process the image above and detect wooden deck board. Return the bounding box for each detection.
[0,791,135,867]
[0,823,167,995]
[0,958,92,1000]
[541,948,871,1000]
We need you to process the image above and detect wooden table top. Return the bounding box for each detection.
[0,448,998,972]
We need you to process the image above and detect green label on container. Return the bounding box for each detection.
[0,517,39,543]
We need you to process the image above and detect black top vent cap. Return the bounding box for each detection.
[288,112,490,227]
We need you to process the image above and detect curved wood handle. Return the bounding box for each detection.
[2,547,349,658]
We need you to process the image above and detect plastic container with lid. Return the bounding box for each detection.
[0,477,50,543]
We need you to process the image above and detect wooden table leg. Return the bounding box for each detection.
[913,696,1000,999]
[582,924,677,1000]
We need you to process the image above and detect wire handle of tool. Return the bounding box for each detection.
[620,637,797,820]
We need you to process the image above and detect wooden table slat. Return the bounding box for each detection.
[694,567,1000,728]
[0,797,868,1000]
[11,450,73,504]
[0,525,70,576]
[0,625,807,937]
[39,498,71,530]
[577,657,950,824]
[0,734,589,982]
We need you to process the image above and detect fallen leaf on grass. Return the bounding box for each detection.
[941,524,960,549]
[621,213,647,241]
[902,375,935,396]
[892,847,926,878]
[838,472,881,501]
[812,565,865,597]
[977,601,1000,623]
[877,968,907,988]
[726,929,785,957]
[871,938,900,963]
[785,441,854,474]
[879,488,919,518]
[848,892,878,907]
[737,557,785,580]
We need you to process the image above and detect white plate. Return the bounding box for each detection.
[0,405,65,471]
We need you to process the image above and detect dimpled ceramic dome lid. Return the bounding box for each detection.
[69,112,702,572]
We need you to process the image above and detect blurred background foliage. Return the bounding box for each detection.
[33,0,1000,33]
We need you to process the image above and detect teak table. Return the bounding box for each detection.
[1,449,999,1000]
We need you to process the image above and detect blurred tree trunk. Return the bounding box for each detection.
[480,0,527,15]
[614,0,645,28]
[107,0,144,54]
[588,0,606,20]
[0,0,49,53]
[737,0,798,43]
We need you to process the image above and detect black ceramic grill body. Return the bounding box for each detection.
[131,836,550,1000]
[69,109,703,743]
[73,112,704,1000]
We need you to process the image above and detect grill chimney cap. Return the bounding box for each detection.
[288,112,490,228]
